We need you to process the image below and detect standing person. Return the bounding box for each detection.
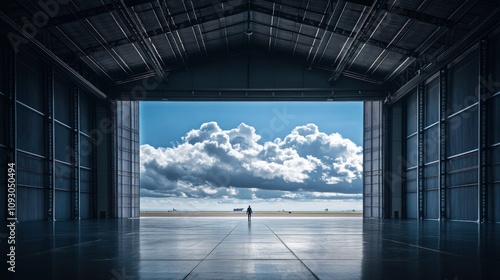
[246,205,253,221]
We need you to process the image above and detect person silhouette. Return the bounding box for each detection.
[246,205,253,221]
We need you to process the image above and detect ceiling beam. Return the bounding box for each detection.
[47,0,235,27]
[78,2,416,60]
[0,10,108,100]
[346,0,375,6]
[388,2,500,104]
[384,3,455,28]
[48,0,454,34]
[112,0,167,80]
[330,0,388,82]
[344,0,455,27]
[47,0,149,26]
[114,88,386,101]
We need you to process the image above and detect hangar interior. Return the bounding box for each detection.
[1,0,499,223]
[1,0,500,279]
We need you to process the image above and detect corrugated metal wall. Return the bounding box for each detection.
[0,44,7,220]
[79,94,94,219]
[115,101,140,218]
[0,47,106,222]
[386,30,500,222]
[405,90,418,219]
[16,56,47,222]
[398,52,481,221]
[488,35,500,222]
[446,52,479,221]
[0,42,141,222]
[54,77,73,221]
[363,101,383,218]
[423,78,440,219]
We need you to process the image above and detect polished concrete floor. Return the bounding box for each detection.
[2,217,499,279]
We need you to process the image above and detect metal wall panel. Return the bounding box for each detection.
[0,147,7,220]
[405,91,418,218]
[0,34,112,221]
[16,58,44,112]
[115,101,140,218]
[0,94,6,146]
[17,186,45,221]
[447,186,478,221]
[491,96,500,145]
[55,162,72,191]
[489,148,500,222]
[363,101,383,218]
[55,190,71,220]
[80,135,92,168]
[80,193,91,219]
[406,135,418,167]
[80,168,92,193]
[488,34,500,222]
[445,51,480,221]
[448,54,479,114]
[447,107,478,156]
[424,164,439,190]
[490,183,500,222]
[17,153,46,187]
[488,100,500,221]
[79,93,95,219]
[406,193,417,218]
[422,77,440,219]
[447,154,478,187]
[406,91,418,135]
[425,190,439,219]
[17,105,45,156]
[55,123,72,162]
[425,79,440,126]
[424,126,439,163]
[54,79,72,126]
[80,96,91,134]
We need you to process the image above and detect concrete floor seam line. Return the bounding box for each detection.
[379,238,464,257]
[181,221,242,280]
[264,223,321,280]
[18,239,103,259]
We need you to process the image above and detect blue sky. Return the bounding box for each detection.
[140,102,363,147]
[140,102,363,211]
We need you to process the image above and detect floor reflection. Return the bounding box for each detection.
[8,217,499,279]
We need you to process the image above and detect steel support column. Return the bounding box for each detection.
[111,101,117,218]
[439,69,447,220]
[401,101,407,219]
[73,86,80,219]
[129,101,134,218]
[46,66,55,221]
[417,83,424,219]
[479,39,488,223]
[382,103,391,218]
[92,98,98,218]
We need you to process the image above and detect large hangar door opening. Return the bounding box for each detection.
[139,102,364,213]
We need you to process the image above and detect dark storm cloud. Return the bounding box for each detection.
[140,122,363,200]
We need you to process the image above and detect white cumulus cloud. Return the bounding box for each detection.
[140,122,362,200]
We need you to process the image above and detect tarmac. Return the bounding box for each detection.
[5,216,500,279]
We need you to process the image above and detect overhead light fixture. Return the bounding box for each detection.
[244,0,252,36]
[326,98,333,102]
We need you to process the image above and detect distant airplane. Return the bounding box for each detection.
[233,208,244,212]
